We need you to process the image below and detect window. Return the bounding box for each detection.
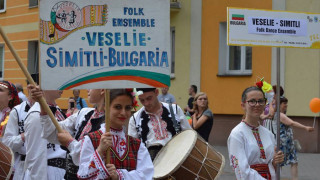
[27,41,39,75]
[170,27,175,77]
[0,0,6,13]
[218,22,252,75]
[29,0,38,8]
[0,44,4,79]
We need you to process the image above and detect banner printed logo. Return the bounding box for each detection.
[40,1,108,45]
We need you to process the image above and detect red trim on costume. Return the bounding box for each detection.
[242,120,267,159]
[250,164,271,180]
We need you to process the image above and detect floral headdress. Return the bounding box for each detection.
[125,88,139,110]
[255,77,272,93]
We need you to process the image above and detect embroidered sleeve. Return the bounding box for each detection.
[227,133,266,180]
[78,136,111,180]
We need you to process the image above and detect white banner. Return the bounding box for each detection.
[228,7,320,49]
[39,0,170,90]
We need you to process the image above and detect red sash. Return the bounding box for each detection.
[250,164,271,180]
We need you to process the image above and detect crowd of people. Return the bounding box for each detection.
[0,78,313,180]
[0,80,213,179]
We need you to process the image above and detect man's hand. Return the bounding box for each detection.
[57,130,74,147]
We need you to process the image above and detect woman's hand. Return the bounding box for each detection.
[106,164,118,180]
[57,130,74,147]
[305,126,314,132]
[27,84,42,102]
[97,132,112,157]
[272,147,284,168]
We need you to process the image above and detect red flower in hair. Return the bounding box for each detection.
[256,81,263,88]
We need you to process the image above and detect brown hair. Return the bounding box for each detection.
[192,92,208,113]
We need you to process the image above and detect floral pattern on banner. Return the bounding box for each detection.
[150,115,168,140]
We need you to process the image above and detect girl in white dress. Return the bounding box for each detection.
[77,89,153,180]
[227,86,284,180]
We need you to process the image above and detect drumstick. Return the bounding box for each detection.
[0,26,63,133]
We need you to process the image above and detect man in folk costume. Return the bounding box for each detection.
[128,88,191,160]
[3,75,38,180]
[24,88,67,179]
[29,87,107,180]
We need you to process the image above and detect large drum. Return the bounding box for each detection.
[153,130,225,180]
[0,141,14,180]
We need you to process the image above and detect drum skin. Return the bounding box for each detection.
[153,130,225,180]
[0,141,14,180]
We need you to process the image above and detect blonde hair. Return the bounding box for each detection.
[192,92,209,113]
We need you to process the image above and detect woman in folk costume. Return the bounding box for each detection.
[227,86,284,180]
[0,80,20,138]
[77,89,153,180]
[28,85,109,179]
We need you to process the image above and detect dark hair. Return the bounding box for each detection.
[191,85,197,93]
[136,88,156,93]
[110,89,134,105]
[272,85,284,96]
[0,80,20,109]
[280,96,288,104]
[241,86,265,102]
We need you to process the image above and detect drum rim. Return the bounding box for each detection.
[213,151,225,180]
[153,130,198,179]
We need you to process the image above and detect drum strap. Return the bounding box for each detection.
[169,103,181,133]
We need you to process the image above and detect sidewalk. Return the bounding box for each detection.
[214,146,320,180]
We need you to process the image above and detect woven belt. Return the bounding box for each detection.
[250,164,271,180]
[66,155,79,175]
[47,158,66,169]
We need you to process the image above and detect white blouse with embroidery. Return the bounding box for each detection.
[227,122,276,180]
[77,126,154,180]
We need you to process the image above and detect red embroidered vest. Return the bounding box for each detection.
[88,130,141,171]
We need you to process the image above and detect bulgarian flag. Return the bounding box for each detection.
[232,14,244,21]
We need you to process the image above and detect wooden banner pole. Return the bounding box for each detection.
[104,89,111,164]
[0,26,63,133]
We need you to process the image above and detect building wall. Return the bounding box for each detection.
[201,0,273,115]
[168,0,192,109]
[284,0,320,117]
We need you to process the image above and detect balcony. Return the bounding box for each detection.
[170,0,181,10]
